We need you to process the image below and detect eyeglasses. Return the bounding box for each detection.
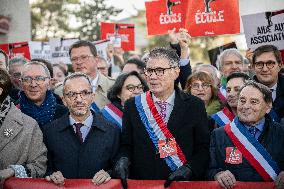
[71,55,94,63]
[64,90,92,100]
[190,83,211,90]
[125,84,144,92]
[144,67,175,77]
[21,76,49,84]
[254,60,277,70]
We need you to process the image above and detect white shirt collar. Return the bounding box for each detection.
[91,74,99,92]
[271,83,277,91]
[152,91,175,106]
[69,113,93,128]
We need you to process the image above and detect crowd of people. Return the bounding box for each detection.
[0,28,284,189]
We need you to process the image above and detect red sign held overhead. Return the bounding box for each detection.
[100,22,135,51]
[145,0,186,36]
[184,0,240,37]
[0,41,31,60]
[145,0,240,37]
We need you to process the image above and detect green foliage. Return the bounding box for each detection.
[31,0,121,41]
[75,0,121,41]
[31,0,79,40]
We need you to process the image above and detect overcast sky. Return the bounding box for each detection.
[105,0,145,20]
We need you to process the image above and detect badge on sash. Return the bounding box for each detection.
[225,147,242,164]
[158,138,177,158]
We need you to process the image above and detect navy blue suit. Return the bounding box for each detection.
[43,111,120,178]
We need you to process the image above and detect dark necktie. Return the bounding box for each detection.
[74,123,84,143]
[248,126,257,138]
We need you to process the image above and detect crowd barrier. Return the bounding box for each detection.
[4,178,275,189]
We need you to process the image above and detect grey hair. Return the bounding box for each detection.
[217,48,244,70]
[148,47,180,67]
[9,56,27,66]
[239,80,272,104]
[22,61,51,78]
[62,72,92,92]
[195,64,220,87]
[141,52,150,64]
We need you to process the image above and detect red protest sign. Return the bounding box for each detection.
[184,0,240,37]
[0,41,31,60]
[100,22,135,51]
[145,0,186,36]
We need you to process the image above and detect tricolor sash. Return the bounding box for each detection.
[224,118,280,181]
[91,102,100,113]
[211,107,235,127]
[135,92,187,171]
[101,103,123,129]
[218,85,227,103]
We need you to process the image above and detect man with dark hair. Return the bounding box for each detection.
[113,47,209,188]
[69,40,115,109]
[251,45,284,122]
[43,72,120,186]
[209,81,284,189]
[122,58,146,75]
[211,72,250,128]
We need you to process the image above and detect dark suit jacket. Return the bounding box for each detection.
[42,111,120,178]
[274,74,284,120]
[118,89,210,180]
[208,117,284,181]
[170,43,192,89]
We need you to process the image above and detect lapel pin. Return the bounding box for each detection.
[3,128,13,137]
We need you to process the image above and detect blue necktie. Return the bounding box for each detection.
[248,126,257,137]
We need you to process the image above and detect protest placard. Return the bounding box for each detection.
[184,0,240,37]
[0,41,31,60]
[49,38,78,64]
[100,22,135,51]
[145,0,186,36]
[242,9,284,50]
[29,41,51,61]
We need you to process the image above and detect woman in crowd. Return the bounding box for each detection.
[185,71,221,116]
[52,63,68,85]
[0,69,47,186]
[101,71,148,129]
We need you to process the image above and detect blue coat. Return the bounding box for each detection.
[42,111,120,178]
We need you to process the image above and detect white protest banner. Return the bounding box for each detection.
[93,39,110,60]
[242,9,284,50]
[49,38,78,64]
[29,41,51,61]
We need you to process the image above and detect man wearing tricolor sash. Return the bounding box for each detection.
[211,72,250,128]
[208,81,284,189]
[113,47,210,189]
